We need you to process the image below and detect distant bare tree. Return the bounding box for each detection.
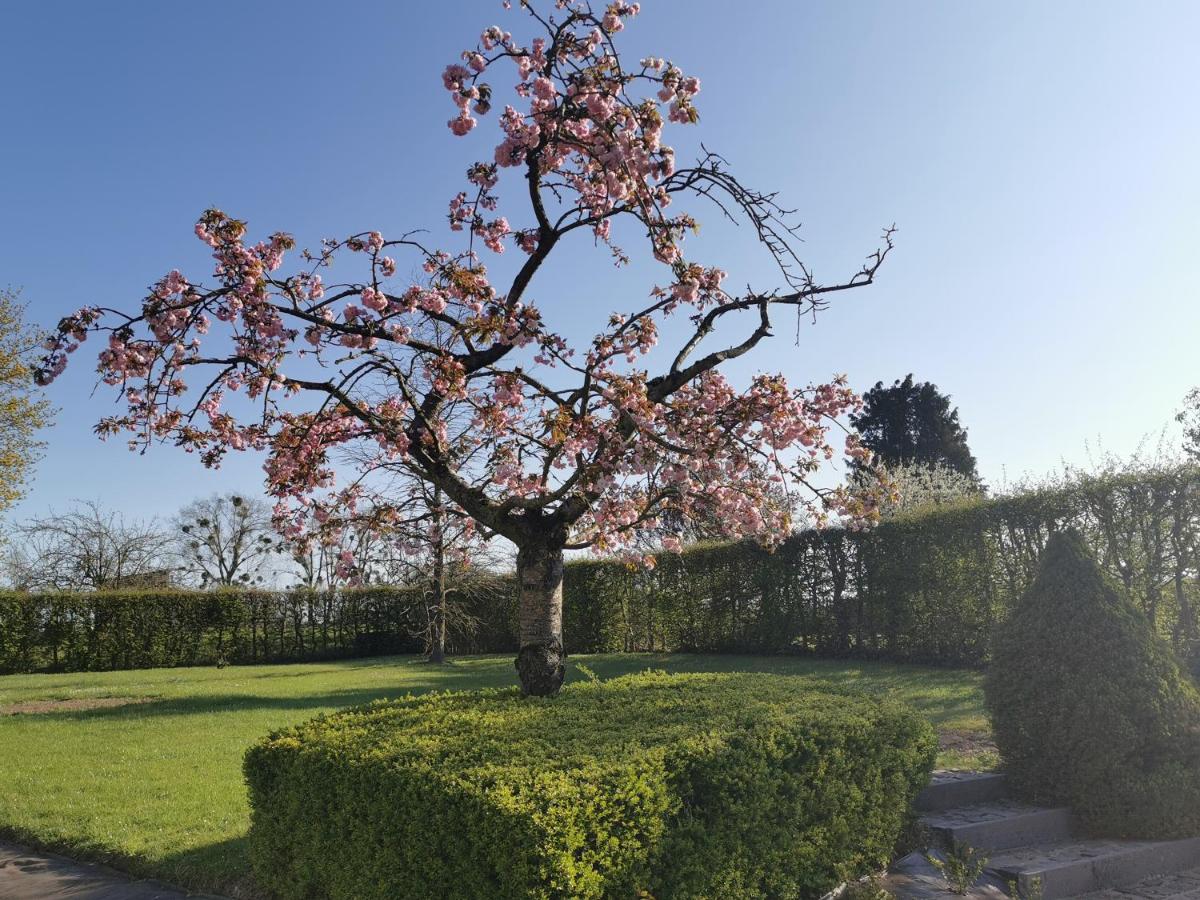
[175,493,281,587]
[6,500,172,590]
[369,484,503,663]
[289,518,389,589]
[285,481,502,662]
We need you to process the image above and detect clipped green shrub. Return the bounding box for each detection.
[985,530,1200,838]
[244,671,935,899]
[0,583,516,674]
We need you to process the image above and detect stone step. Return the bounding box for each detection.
[922,800,1074,853]
[915,770,1009,813]
[877,851,1011,899]
[987,837,1200,899]
[1074,866,1200,899]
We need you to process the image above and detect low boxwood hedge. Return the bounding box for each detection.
[244,670,935,899]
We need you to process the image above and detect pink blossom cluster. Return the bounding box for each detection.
[265,411,365,503]
[34,307,101,385]
[656,264,728,311]
[441,0,703,263]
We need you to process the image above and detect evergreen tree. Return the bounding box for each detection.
[851,374,978,479]
[985,530,1200,838]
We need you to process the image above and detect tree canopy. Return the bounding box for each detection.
[175,494,279,586]
[0,288,52,513]
[850,374,978,480]
[36,0,891,693]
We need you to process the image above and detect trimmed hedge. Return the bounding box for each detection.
[986,530,1200,838]
[244,671,936,899]
[0,584,515,674]
[562,468,1200,666]
[6,465,1200,674]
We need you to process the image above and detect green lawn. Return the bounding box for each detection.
[0,653,989,897]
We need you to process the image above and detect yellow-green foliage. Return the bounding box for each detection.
[244,671,936,899]
[985,530,1200,838]
[0,288,52,512]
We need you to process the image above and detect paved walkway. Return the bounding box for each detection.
[0,841,227,900]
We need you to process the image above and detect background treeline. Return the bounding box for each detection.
[4,463,1200,674]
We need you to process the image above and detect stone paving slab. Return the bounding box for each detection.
[875,851,1010,899]
[925,800,1053,827]
[896,770,1200,899]
[881,859,1200,900]
[0,841,228,900]
[989,837,1200,898]
[1076,868,1200,900]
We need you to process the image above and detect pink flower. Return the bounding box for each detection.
[448,112,477,136]
[361,287,388,312]
[442,64,470,91]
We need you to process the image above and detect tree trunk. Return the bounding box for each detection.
[515,541,566,696]
[428,488,448,664]
[429,541,447,664]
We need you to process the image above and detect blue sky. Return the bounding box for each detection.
[2,0,1198,523]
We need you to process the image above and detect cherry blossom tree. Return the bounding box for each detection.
[37,0,892,695]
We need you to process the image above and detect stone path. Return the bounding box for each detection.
[0,841,227,900]
[873,772,1200,899]
[1076,869,1200,899]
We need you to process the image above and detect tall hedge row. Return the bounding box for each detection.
[563,466,1200,666]
[4,466,1199,674]
[0,583,517,674]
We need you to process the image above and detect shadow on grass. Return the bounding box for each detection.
[10,684,497,722]
[199,654,494,678]
[9,652,985,732]
[156,834,253,899]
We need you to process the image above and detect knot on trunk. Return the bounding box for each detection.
[516,639,566,697]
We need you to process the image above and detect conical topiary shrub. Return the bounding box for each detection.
[985,529,1200,838]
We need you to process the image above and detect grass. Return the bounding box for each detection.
[0,653,989,897]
